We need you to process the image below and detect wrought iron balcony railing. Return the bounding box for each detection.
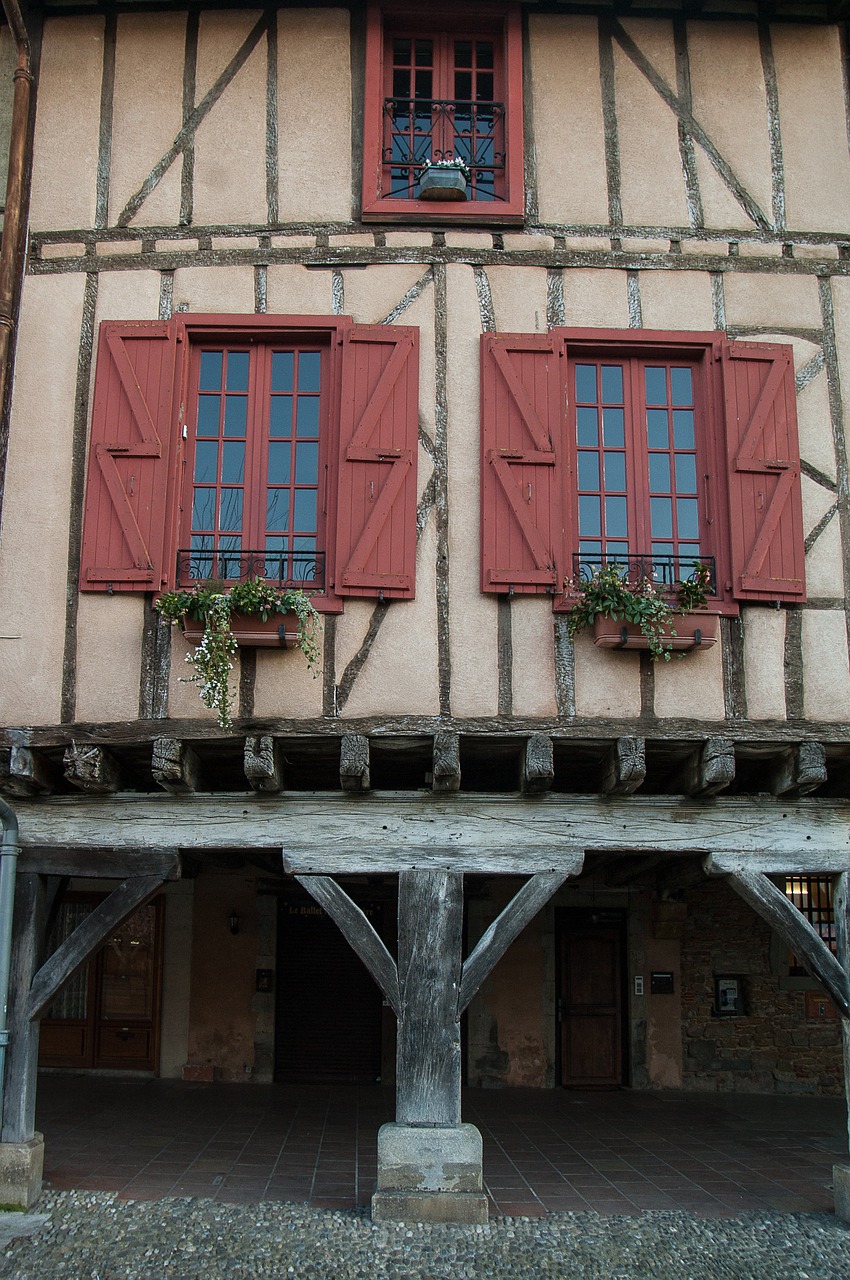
[177,547,326,592]
[382,97,506,201]
[572,552,717,595]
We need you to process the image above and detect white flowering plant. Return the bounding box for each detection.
[419,156,471,181]
[155,578,320,729]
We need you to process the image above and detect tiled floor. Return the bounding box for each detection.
[36,1076,845,1218]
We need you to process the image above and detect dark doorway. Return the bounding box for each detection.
[557,910,626,1088]
[274,896,385,1084]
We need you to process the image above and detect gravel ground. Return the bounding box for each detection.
[1,1194,850,1280]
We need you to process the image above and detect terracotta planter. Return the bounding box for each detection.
[181,611,300,649]
[593,611,720,652]
[418,168,468,201]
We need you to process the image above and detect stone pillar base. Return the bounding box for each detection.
[371,1122,488,1224]
[833,1164,850,1221]
[0,1135,44,1210]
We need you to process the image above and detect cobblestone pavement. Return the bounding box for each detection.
[2,1193,850,1280]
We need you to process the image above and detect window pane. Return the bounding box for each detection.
[603,452,626,491]
[605,496,628,538]
[601,365,623,403]
[414,40,432,64]
[192,488,215,531]
[294,489,317,533]
[296,397,320,438]
[197,395,220,436]
[295,441,319,485]
[577,452,599,490]
[477,41,494,69]
[575,365,596,403]
[677,498,699,539]
[670,367,693,405]
[579,495,601,537]
[455,70,472,100]
[415,69,432,99]
[266,489,290,532]
[602,407,624,448]
[271,352,294,392]
[219,488,243,532]
[649,454,671,493]
[269,395,293,437]
[576,407,598,447]
[221,441,245,484]
[646,409,668,449]
[455,40,472,67]
[224,395,247,437]
[673,410,695,450]
[193,440,218,483]
[645,367,667,405]
[606,541,629,560]
[199,351,222,391]
[226,351,250,391]
[651,497,673,539]
[267,442,291,485]
[298,352,322,393]
[675,454,697,494]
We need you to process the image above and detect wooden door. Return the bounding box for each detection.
[274,897,385,1084]
[39,895,164,1072]
[558,914,625,1088]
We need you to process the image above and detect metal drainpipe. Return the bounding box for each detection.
[0,0,33,423]
[0,795,20,1133]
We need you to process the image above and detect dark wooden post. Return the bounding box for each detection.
[833,871,850,1220]
[1,873,46,1144]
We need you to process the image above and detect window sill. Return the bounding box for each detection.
[362,197,525,225]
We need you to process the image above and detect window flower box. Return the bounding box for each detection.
[593,611,720,652]
[181,612,300,649]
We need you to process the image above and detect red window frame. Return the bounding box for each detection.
[362,2,525,223]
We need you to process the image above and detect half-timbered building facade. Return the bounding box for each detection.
[1,0,849,1222]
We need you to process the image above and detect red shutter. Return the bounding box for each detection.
[722,341,806,603]
[335,325,419,599]
[80,321,179,592]
[480,333,569,594]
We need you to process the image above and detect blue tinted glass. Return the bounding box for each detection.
[197,395,220,436]
[191,488,215,532]
[677,498,699,539]
[601,365,623,403]
[651,496,673,539]
[226,351,250,391]
[675,454,697,494]
[603,452,626,490]
[199,351,222,391]
[296,442,319,485]
[267,442,291,485]
[298,352,322,392]
[193,441,218,483]
[575,365,597,403]
[649,454,671,493]
[579,495,601,537]
[294,489,318,533]
[673,410,695,450]
[270,395,293,437]
[602,407,624,448]
[577,453,599,491]
[645,367,667,405]
[266,489,290,532]
[296,397,320,438]
[606,541,629,559]
[576,407,598,447]
[652,541,674,558]
[219,488,243,532]
[221,441,245,484]
[224,395,247,437]
[670,367,693,406]
[272,351,294,392]
[605,496,628,537]
[646,409,668,449]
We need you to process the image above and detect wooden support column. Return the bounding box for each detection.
[522,734,554,794]
[1,874,46,1143]
[152,739,202,793]
[63,744,120,793]
[340,734,370,791]
[602,738,646,795]
[432,731,460,793]
[244,736,284,792]
[830,872,850,1220]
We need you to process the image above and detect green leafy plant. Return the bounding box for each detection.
[155,579,321,730]
[566,562,713,662]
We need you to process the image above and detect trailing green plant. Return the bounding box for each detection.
[566,564,676,661]
[674,561,713,612]
[155,578,321,730]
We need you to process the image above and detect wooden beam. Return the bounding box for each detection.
[152,738,201,793]
[522,734,554,794]
[674,738,735,797]
[725,871,850,1017]
[18,848,180,879]
[602,738,645,795]
[833,872,850,1155]
[705,852,850,876]
[432,731,460,793]
[458,871,570,1014]
[63,743,120,794]
[340,733,370,792]
[771,743,827,798]
[294,874,400,1015]
[244,736,284,792]
[0,746,56,797]
[26,874,167,1021]
[0,875,46,1143]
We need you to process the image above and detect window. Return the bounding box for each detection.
[362,4,525,222]
[784,876,836,975]
[80,317,420,610]
[480,328,806,611]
